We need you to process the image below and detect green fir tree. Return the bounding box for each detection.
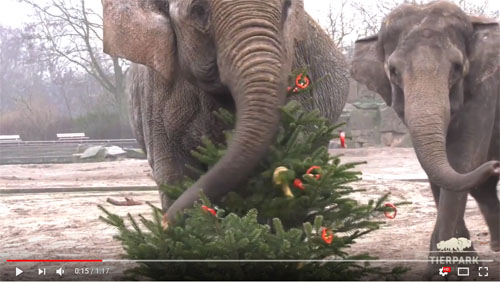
[100,70,408,280]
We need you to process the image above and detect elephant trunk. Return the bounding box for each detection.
[165,1,286,222]
[404,75,499,192]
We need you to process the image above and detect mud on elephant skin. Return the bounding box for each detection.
[350,0,500,277]
[102,0,349,223]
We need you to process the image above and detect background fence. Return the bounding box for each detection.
[0,139,140,165]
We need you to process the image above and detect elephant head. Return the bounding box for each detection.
[351,1,500,192]
[102,0,307,221]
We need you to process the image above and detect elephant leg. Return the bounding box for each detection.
[425,190,471,280]
[470,175,500,252]
[430,182,440,207]
[431,190,469,249]
[155,150,203,212]
[429,182,471,246]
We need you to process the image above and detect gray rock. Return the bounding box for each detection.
[348,108,380,130]
[352,101,384,110]
[125,148,146,159]
[105,146,127,157]
[80,146,106,160]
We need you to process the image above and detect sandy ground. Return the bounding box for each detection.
[0,149,498,281]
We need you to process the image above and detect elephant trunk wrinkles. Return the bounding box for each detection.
[165,2,285,222]
[404,75,497,192]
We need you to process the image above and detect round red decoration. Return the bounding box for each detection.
[201,205,217,216]
[306,166,321,180]
[295,73,310,89]
[384,203,397,219]
[293,178,305,190]
[321,228,333,244]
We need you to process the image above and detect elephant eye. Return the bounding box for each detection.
[452,62,463,74]
[190,1,210,28]
[282,0,292,20]
[284,0,292,11]
[449,62,463,86]
[192,4,205,17]
[153,0,170,15]
[389,66,398,79]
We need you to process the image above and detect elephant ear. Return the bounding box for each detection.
[103,0,175,80]
[466,16,499,86]
[350,35,392,106]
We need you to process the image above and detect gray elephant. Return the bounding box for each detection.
[102,0,348,223]
[350,0,499,271]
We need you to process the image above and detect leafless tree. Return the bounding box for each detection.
[457,0,499,19]
[349,0,498,40]
[20,0,127,115]
[325,0,355,50]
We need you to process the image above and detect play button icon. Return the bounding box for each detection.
[15,267,23,277]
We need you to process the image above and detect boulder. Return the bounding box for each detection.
[105,146,127,157]
[124,148,146,159]
[80,146,106,161]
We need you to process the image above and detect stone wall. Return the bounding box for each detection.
[338,79,413,148]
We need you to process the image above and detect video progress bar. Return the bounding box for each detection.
[102,259,496,263]
[7,259,496,263]
[6,260,102,262]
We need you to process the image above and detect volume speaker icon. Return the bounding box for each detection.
[56,267,64,276]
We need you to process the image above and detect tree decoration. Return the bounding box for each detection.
[293,178,305,190]
[201,205,217,216]
[340,131,346,148]
[295,73,310,89]
[273,166,294,198]
[321,227,334,244]
[287,71,311,94]
[306,165,322,180]
[384,203,397,219]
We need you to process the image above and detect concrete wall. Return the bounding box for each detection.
[339,79,413,148]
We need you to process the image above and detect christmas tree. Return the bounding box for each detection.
[99,71,408,280]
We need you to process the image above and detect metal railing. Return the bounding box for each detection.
[0,139,140,165]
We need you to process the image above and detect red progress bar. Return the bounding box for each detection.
[7,259,102,262]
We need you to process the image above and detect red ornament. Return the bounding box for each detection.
[384,203,397,219]
[295,73,310,89]
[293,178,305,190]
[287,86,293,92]
[321,228,333,244]
[340,131,346,148]
[306,166,321,180]
[201,205,217,216]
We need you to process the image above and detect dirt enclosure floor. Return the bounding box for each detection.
[0,148,499,281]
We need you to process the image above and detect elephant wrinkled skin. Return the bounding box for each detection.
[351,0,499,277]
[102,0,348,223]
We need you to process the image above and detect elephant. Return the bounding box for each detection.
[436,237,471,253]
[102,0,349,224]
[350,0,499,273]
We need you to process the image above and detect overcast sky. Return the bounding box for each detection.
[0,0,498,40]
[0,0,339,28]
